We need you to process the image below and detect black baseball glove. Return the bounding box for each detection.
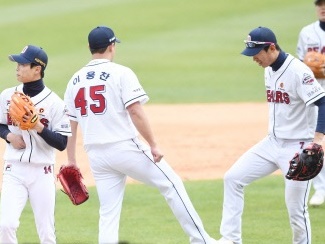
[286,143,324,181]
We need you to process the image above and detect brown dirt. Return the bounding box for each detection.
[0,103,271,187]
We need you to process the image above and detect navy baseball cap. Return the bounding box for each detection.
[8,45,48,70]
[88,26,121,49]
[241,27,277,56]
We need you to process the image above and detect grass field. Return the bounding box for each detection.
[1,0,324,243]
[17,176,325,243]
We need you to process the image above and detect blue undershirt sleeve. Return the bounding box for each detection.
[314,96,325,134]
[37,127,67,151]
[0,124,11,143]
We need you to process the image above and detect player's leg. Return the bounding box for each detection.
[284,180,311,243]
[28,164,56,244]
[87,145,127,243]
[277,140,312,244]
[96,175,127,244]
[309,167,325,206]
[0,163,29,244]
[310,87,325,206]
[219,136,278,244]
[107,138,216,244]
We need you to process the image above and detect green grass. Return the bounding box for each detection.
[0,0,317,103]
[1,1,324,243]
[17,176,325,243]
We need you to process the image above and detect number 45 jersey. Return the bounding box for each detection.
[64,59,149,146]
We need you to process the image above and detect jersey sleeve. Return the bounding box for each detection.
[297,67,325,106]
[0,91,9,125]
[49,93,72,136]
[64,79,78,122]
[296,29,306,61]
[121,67,149,108]
[0,87,17,125]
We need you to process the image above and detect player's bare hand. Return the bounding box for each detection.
[6,132,26,150]
[66,160,78,168]
[32,119,44,133]
[151,146,164,163]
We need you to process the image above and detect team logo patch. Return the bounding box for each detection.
[302,73,314,85]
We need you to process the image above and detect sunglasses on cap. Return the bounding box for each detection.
[244,40,274,48]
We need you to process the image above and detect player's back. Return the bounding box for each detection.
[65,59,148,146]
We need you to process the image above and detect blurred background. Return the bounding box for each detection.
[0,0,316,103]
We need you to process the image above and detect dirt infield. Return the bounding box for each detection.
[0,103,270,187]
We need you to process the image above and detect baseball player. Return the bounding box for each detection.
[215,27,325,244]
[296,0,325,207]
[64,26,218,244]
[0,45,72,243]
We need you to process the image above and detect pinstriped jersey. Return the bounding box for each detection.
[0,85,71,164]
[64,59,149,146]
[297,20,325,86]
[265,54,325,139]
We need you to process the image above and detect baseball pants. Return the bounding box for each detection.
[86,137,215,244]
[0,162,56,244]
[220,135,311,244]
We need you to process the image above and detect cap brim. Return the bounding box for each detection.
[241,47,264,56]
[8,54,31,64]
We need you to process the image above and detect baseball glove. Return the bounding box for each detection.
[303,51,325,79]
[9,91,39,130]
[57,165,89,205]
[286,143,324,181]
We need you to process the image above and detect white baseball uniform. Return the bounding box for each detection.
[64,59,215,244]
[220,54,325,244]
[297,20,325,197]
[0,84,71,244]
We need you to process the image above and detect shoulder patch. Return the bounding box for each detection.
[302,73,315,85]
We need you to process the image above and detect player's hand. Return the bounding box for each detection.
[22,105,44,133]
[6,132,26,150]
[66,160,78,168]
[22,105,33,123]
[320,63,325,74]
[151,146,164,163]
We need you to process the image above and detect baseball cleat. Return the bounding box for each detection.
[309,190,325,206]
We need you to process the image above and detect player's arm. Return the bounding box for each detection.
[0,124,11,143]
[0,124,26,149]
[34,119,67,151]
[314,96,325,144]
[37,127,67,151]
[19,103,68,151]
[127,101,163,163]
[0,92,26,149]
[66,120,78,166]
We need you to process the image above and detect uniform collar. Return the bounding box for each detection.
[270,51,288,72]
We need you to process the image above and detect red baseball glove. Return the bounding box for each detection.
[57,165,89,205]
